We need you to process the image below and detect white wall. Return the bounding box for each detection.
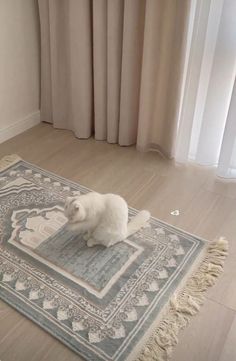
[0,0,40,143]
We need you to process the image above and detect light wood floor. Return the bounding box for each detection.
[0,123,236,361]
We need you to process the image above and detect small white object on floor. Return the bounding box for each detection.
[170,209,180,216]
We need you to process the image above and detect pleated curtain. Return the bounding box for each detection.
[175,0,236,178]
[38,0,190,156]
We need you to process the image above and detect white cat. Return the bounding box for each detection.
[64,192,150,247]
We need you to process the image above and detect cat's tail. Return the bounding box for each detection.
[127,210,150,237]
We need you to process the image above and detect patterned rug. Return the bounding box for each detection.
[0,155,228,361]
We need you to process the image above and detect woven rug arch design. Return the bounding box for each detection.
[0,155,228,361]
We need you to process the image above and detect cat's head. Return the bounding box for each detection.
[64,196,86,223]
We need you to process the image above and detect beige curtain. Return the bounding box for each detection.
[38,0,190,157]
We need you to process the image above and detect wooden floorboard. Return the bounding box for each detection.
[0,123,235,361]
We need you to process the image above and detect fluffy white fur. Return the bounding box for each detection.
[64,192,150,247]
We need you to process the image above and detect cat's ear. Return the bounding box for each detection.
[64,197,75,210]
[66,196,77,204]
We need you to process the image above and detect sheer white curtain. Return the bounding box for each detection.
[175,0,236,179]
[218,77,236,178]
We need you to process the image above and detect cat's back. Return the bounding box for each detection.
[78,192,104,210]
[103,193,128,211]
[80,192,127,209]
[100,194,128,230]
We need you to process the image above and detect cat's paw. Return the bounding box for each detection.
[83,232,90,241]
[87,238,95,247]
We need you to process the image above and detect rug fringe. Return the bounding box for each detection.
[0,154,21,171]
[135,237,228,361]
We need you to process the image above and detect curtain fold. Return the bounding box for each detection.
[107,0,124,144]
[218,77,236,178]
[175,0,236,178]
[38,0,190,155]
[137,0,189,154]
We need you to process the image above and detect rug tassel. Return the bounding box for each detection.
[134,237,228,361]
[0,154,21,171]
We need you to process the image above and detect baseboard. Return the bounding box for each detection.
[0,111,40,144]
